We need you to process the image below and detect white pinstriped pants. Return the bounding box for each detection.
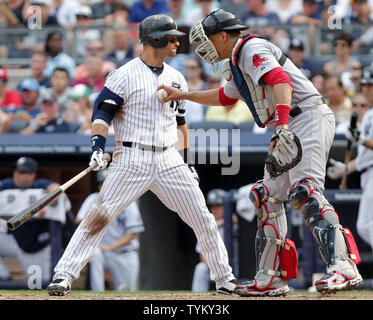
[53,144,234,288]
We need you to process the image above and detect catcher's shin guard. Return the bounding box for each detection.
[288,178,362,292]
[243,182,297,294]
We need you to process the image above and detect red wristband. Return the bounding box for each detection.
[275,104,290,126]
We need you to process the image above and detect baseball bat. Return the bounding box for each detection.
[339,112,358,190]
[6,153,111,231]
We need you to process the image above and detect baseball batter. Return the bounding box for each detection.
[328,66,373,253]
[160,9,362,296]
[47,14,236,296]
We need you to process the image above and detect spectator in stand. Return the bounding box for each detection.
[102,2,131,27]
[63,84,93,135]
[265,0,303,24]
[185,0,218,28]
[129,0,169,23]
[30,51,50,88]
[4,78,41,133]
[1,0,30,26]
[185,57,206,92]
[72,55,108,94]
[335,92,370,133]
[0,68,23,112]
[287,39,316,79]
[323,32,362,77]
[0,0,23,27]
[167,0,186,25]
[350,66,364,95]
[90,0,118,20]
[53,0,81,28]
[309,70,328,97]
[68,5,101,60]
[73,40,116,88]
[39,67,72,113]
[323,74,352,124]
[288,0,324,51]
[183,58,207,124]
[349,0,373,53]
[105,29,134,68]
[288,0,324,23]
[44,31,76,80]
[239,0,281,27]
[20,91,75,134]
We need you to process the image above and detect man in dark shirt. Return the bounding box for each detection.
[0,157,61,283]
[20,92,75,134]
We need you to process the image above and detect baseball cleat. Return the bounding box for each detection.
[315,272,363,295]
[235,279,289,297]
[47,278,71,296]
[217,279,237,295]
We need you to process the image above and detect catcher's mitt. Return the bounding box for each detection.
[265,129,303,179]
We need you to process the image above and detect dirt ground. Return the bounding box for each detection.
[1,290,373,300]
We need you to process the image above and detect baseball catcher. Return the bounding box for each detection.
[160,9,362,296]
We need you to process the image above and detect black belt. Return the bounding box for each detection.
[289,97,326,118]
[289,106,302,118]
[122,141,168,152]
[360,165,373,174]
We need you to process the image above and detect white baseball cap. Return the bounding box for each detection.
[75,6,93,18]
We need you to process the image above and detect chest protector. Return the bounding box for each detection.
[229,34,286,128]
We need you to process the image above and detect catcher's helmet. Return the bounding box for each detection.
[189,9,247,68]
[360,66,373,85]
[201,9,248,36]
[206,189,226,206]
[139,14,186,48]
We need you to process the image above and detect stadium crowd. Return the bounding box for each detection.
[0,0,372,134]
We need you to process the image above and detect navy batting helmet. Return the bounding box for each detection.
[139,14,186,48]
[206,189,226,206]
[360,66,373,85]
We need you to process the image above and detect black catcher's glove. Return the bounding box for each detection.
[265,128,303,179]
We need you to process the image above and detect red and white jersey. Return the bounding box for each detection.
[223,37,321,126]
[105,57,188,148]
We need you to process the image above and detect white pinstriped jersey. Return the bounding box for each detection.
[105,57,188,148]
[356,108,373,171]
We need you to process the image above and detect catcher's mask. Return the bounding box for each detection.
[189,9,248,71]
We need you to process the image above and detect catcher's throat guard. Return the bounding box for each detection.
[265,129,303,179]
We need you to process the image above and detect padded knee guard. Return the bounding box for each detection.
[288,178,351,267]
[250,182,298,289]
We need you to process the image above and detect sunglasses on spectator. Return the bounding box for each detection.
[352,103,369,107]
[186,65,199,70]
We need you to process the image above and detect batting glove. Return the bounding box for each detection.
[89,148,108,171]
[327,159,347,180]
[345,127,367,145]
[189,165,200,183]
